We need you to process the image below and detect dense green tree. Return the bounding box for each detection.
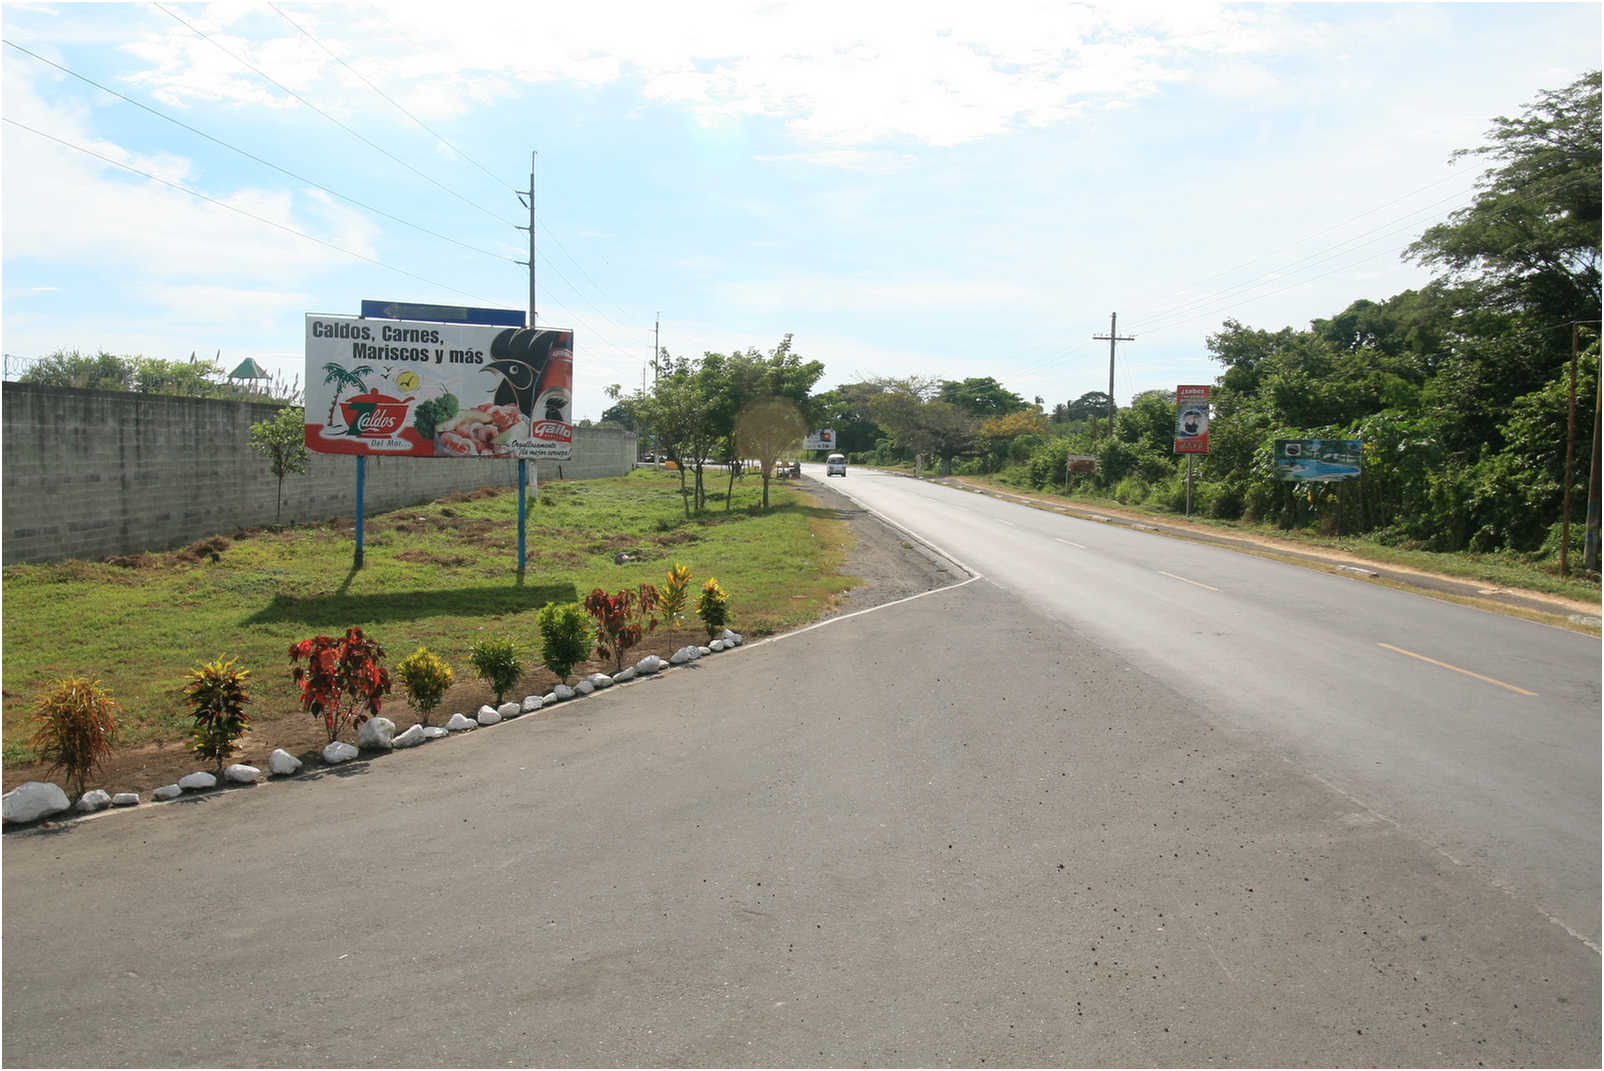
[938,376,1028,417]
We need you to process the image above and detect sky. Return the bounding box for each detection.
[2,1,1600,421]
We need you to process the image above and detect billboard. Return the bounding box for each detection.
[1174,385,1210,454]
[1273,439,1362,481]
[305,315,573,459]
[804,429,836,451]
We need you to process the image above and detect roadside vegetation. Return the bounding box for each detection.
[769,73,1598,589]
[1,469,853,767]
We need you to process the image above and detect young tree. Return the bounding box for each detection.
[249,406,310,526]
[735,397,808,509]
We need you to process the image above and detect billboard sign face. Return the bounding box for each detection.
[1174,385,1211,454]
[804,429,836,451]
[1273,439,1362,481]
[305,315,574,459]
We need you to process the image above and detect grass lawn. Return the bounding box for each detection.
[2,469,855,765]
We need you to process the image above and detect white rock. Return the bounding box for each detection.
[357,717,396,751]
[75,788,112,813]
[322,741,359,764]
[636,654,665,674]
[178,772,217,791]
[477,708,502,726]
[710,640,725,652]
[543,691,559,704]
[5,782,71,823]
[587,673,614,689]
[392,724,427,748]
[554,684,576,700]
[269,749,303,776]
[153,784,182,801]
[224,764,260,784]
[671,646,700,665]
[421,726,449,739]
[721,629,743,646]
[576,679,595,696]
[445,713,477,732]
[497,701,522,719]
[698,645,712,657]
[476,704,498,721]
[613,667,637,684]
[111,792,140,808]
[522,695,544,713]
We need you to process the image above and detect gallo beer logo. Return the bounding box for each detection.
[340,390,415,438]
[532,420,573,443]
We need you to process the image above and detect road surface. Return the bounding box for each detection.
[3,471,1598,1066]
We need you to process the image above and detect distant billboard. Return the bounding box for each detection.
[804,429,836,451]
[305,315,573,459]
[1174,385,1210,454]
[1273,439,1362,481]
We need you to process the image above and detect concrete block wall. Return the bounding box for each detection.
[2,383,636,564]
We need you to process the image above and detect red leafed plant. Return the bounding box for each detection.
[584,585,659,673]
[289,627,391,743]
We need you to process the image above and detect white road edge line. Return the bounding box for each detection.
[1055,538,1086,549]
[1160,570,1219,592]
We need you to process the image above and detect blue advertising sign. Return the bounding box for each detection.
[361,300,526,328]
[1273,439,1363,481]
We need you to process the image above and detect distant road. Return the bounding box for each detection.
[808,463,1602,947]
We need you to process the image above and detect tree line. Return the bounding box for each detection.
[773,71,1600,561]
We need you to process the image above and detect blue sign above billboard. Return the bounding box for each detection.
[361,300,526,328]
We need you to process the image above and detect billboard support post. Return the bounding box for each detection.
[354,456,366,569]
[517,460,527,575]
[1186,455,1193,518]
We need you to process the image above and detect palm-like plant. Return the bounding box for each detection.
[322,363,373,426]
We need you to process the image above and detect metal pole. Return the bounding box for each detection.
[353,455,365,568]
[1587,338,1602,572]
[1180,452,1193,519]
[517,460,527,573]
[1562,323,1578,575]
[528,151,537,327]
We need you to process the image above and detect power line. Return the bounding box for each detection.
[267,2,510,193]
[152,2,517,230]
[2,39,524,266]
[5,117,499,303]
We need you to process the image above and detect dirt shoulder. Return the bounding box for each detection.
[925,472,1601,627]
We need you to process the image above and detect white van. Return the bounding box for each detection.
[825,453,847,477]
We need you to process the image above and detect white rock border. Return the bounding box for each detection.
[3,631,755,828]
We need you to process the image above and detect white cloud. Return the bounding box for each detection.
[113,1,1306,148]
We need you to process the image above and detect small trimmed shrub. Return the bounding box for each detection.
[30,677,120,798]
[697,578,729,640]
[585,585,659,672]
[395,646,454,726]
[290,627,391,743]
[468,635,522,705]
[537,602,591,683]
[184,656,251,774]
[659,563,693,636]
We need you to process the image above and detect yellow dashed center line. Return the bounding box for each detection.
[1377,642,1538,696]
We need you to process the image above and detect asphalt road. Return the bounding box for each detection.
[813,463,1603,951]
[3,474,1599,1067]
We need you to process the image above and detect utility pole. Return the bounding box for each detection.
[516,151,537,327]
[1092,312,1134,438]
[513,149,537,575]
[654,312,660,385]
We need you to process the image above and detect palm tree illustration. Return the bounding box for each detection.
[322,363,374,426]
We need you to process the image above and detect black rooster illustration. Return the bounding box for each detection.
[481,328,555,418]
